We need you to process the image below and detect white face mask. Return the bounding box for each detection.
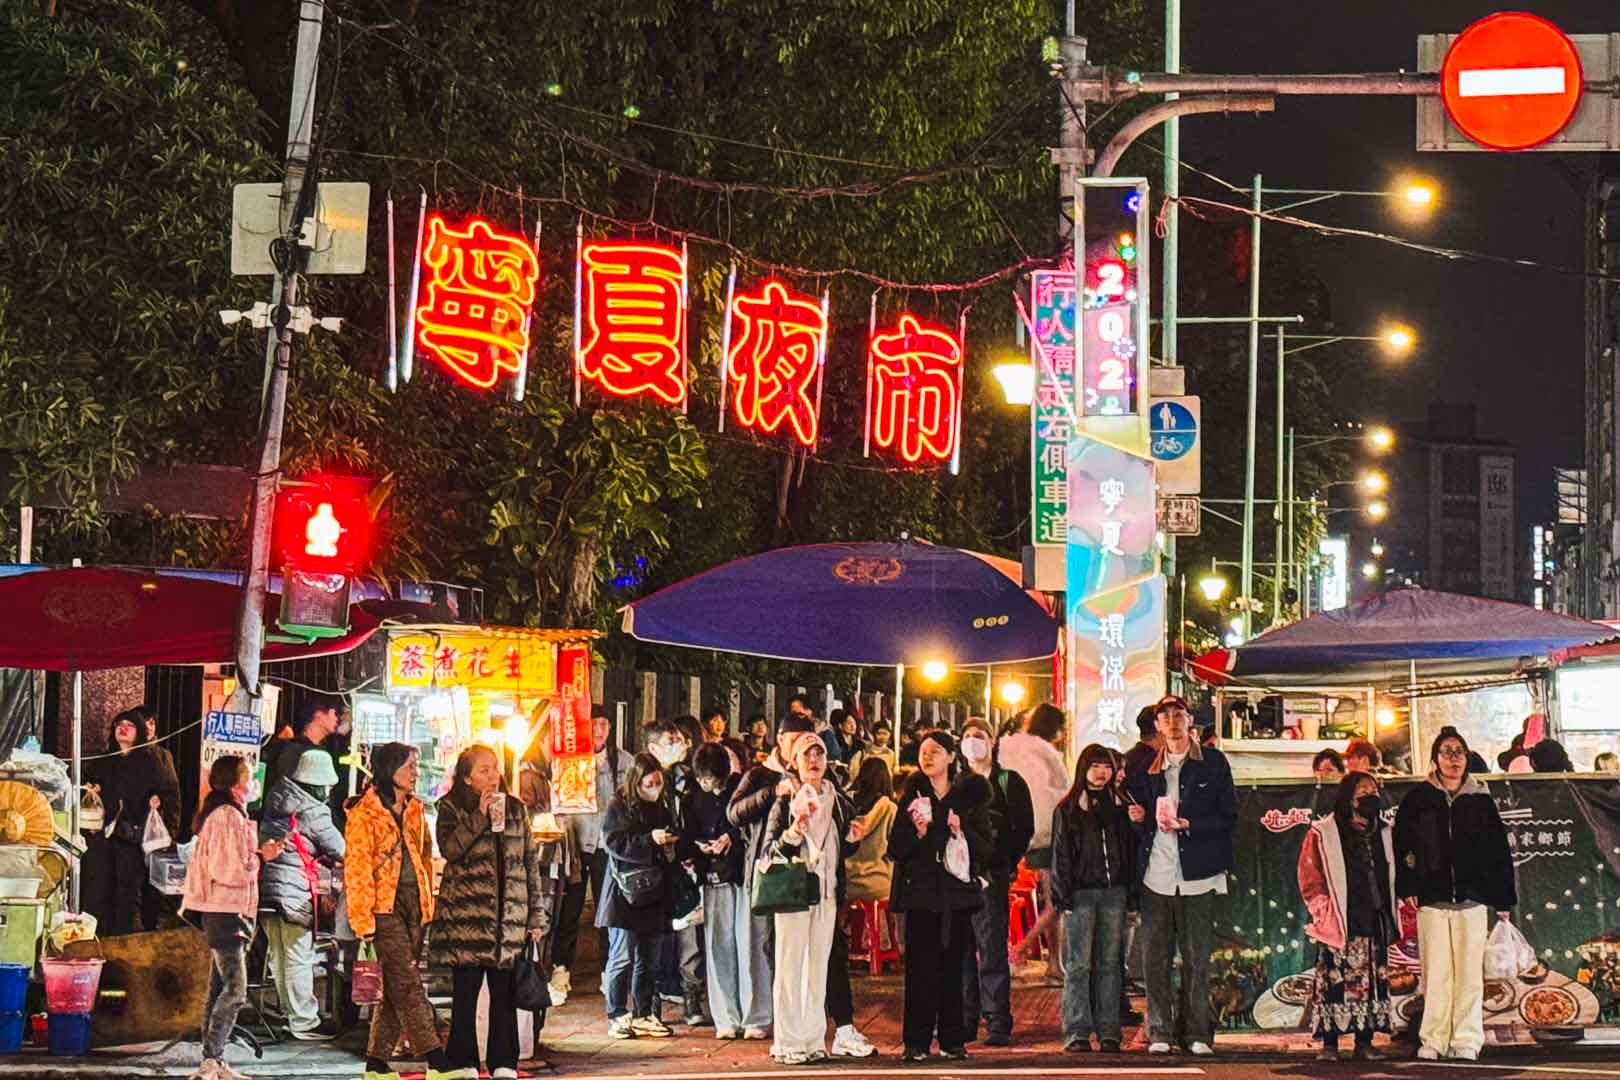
[652,741,685,768]
[961,735,991,762]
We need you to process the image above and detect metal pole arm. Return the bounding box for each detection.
[1094,94,1274,176]
[1085,71,1440,100]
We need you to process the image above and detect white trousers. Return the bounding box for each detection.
[1416,905,1487,1056]
[263,914,320,1033]
[771,901,836,1056]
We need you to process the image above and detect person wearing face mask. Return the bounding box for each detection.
[258,748,346,1040]
[762,733,866,1064]
[888,731,994,1062]
[653,716,708,1027]
[597,752,681,1040]
[1298,772,1397,1062]
[1051,744,1135,1053]
[957,718,1033,1047]
[679,744,759,1039]
[1393,727,1515,1062]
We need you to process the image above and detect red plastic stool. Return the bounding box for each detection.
[1007,891,1031,949]
[846,900,900,975]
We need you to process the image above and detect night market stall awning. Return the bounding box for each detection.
[0,566,380,671]
[621,540,1058,667]
[1193,589,1616,689]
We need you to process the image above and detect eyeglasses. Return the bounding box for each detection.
[1436,748,1467,760]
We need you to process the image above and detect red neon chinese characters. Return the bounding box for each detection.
[578,241,688,407]
[415,214,540,390]
[865,313,964,464]
[727,279,825,446]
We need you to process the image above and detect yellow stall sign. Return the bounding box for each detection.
[387,631,556,694]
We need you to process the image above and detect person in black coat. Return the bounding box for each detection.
[1393,726,1514,1062]
[595,752,680,1040]
[1052,743,1136,1052]
[888,730,994,1062]
[83,711,181,935]
[958,717,1034,1046]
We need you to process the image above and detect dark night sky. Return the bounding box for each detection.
[1178,0,1609,529]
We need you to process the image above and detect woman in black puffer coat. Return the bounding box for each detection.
[887,730,994,1062]
[432,745,545,1079]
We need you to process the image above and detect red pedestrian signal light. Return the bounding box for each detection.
[273,482,372,574]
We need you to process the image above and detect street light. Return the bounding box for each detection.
[991,360,1035,406]
[1361,561,1379,580]
[1367,426,1396,452]
[1397,178,1439,208]
[998,680,1026,707]
[1382,325,1416,352]
[921,659,949,683]
[1361,471,1388,495]
[1370,540,1385,558]
[1199,573,1229,602]
[1365,499,1389,522]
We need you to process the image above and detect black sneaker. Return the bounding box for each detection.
[985,1033,1011,1047]
[1099,1039,1121,1053]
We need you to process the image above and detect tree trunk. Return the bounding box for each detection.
[563,533,601,626]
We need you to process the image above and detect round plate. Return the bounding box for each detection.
[1273,972,1315,1007]
[1483,979,1516,1012]
[1520,985,1580,1028]
[1397,995,1425,1025]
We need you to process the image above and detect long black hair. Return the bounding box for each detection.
[368,742,418,804]
[193,755,248,833]
[618,751,665,803]
[851,756,893,816]
[1056,743,1122,819]
[1332,770,1379,829]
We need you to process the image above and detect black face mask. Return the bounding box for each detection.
[1355,795,1382,824]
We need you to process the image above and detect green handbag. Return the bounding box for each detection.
[750,856,820,915]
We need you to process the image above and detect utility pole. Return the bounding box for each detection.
[1055,9,1088,247]
[1274,326,1285,620]
[1240,175,1261,639]
[229,0,325,713]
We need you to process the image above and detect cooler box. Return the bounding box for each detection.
[0,902,44,968]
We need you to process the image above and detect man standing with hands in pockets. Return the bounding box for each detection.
[1126,695,1237,1057]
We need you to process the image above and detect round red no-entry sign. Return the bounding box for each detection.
[1441,11,1583,150]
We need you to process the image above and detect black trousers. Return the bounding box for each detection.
[552,880,588,973]
[447,965,518,1071]
[903,908,974,1052]
[825,914,853,1027]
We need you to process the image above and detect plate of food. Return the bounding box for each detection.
[1389,969,1420,997]
[1483,979,1516,1012]
[1520,985,1579,1028]
[1251,989,1304,1030]
[1272,972,1316,1007]
[1521,960,1550,985]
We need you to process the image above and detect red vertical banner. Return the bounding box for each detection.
[550,644,596,813]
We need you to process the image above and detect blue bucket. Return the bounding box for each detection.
[0,1011,22,1052]
[46,1011,91,1056]
[0,966,27,1014]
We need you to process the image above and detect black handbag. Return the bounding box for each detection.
[612,861,665,907]
[512,942,550,1011]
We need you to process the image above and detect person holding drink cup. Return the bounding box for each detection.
[1126,696,1237,1057]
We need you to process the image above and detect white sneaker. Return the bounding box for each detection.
[1189,1041,1214,1056]
[716,1027,742,1040]
[831,1025,878,1058]
[1148,1041,1172,1054]
[1417,1045,1441,1061]
[549,965,570,1005]
[743,1026,770,1040]
[492,1069,519,1080]
[774,1050,808,1065]
[609,1015,636,1039]
[1448,1048,1479,1061]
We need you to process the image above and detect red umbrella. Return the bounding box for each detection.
[0,567,378,671]
[1186,647,1233,686]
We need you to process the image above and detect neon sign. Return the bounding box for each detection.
[1080,250,1137,416]
[414,214,540,390]
[576,238,688,408]
[865,313,963,465]
[725,279,826,447]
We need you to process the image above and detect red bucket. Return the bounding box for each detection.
[40,959,102,1014]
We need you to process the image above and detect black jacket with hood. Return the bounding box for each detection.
[886,771,994,913]
[1051,783,1135,901]
[1393,771,1516,910]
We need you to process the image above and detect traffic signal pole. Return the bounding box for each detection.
[230,0,324,712]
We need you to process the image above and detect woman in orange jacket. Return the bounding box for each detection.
[343,743,458,1080]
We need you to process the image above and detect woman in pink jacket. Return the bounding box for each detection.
[180,756,284,1080]
[1297,771,1397,1061]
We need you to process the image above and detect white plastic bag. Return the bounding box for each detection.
[943,829,971,884]
[1483,917,1536,980]
[141,807,172,855]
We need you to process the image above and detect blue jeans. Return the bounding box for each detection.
[1062,886,1127,1043]
[703,882,771,1030]
[603,927,661,1020]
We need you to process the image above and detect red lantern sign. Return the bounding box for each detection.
[551,644,592,758]
[1440,12,1583,150]
[576,239,688,407]
[865,313,964,465]
[415,214,540,390]
[726,279,826,447]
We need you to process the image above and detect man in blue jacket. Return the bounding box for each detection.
[1125,695,1237,1057]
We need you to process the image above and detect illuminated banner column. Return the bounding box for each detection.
[1064,434,1164,750]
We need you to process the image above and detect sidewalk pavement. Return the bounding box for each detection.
[0,958,1604,1077]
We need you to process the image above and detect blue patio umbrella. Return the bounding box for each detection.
[621,539,1058,667]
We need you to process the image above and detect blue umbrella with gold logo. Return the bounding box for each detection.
[621,538,1057,667]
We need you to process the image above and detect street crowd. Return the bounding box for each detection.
[85,691,1521,1080]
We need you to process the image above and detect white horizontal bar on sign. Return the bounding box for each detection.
[1456,66,1566,98]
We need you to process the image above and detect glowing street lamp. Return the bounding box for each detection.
[1361,561,1379,580]
[1370,540,1385,558]
[1367,426,1395,452]
[998,680,1026,707]
[1199,574,1230,603]
[1381,325,1416,353]
[991,360,1035,406]
[1365,499,1389,522]
[921,659,949,683]
[1361,471,1388,495]
[1400,180,1437,207]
